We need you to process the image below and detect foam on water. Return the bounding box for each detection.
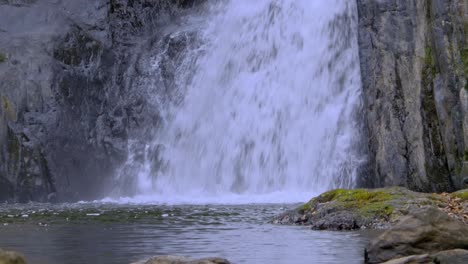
[99,191,318,205]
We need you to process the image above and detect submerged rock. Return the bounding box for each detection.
[136,256,230,264]
[0,249,27,264]
[365,208,468,263]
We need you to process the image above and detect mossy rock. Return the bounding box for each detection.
[1,96,17,121]
[272,187,452,230]
[299,188,396,217]
[461,48,468,83]
[452,189,468,201]
[0,52,6,63]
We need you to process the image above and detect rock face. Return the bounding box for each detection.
[357,0,468,191]
[0,0,202,202]
[1,0,467,202]
[365,208,468,263]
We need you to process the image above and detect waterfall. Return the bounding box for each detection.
[115,0,364,204]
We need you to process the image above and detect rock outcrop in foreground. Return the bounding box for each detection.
[365,208,468,263]
[273,187,468,263]
[272,187,468,230]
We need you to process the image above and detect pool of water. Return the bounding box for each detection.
[0,203,369,264]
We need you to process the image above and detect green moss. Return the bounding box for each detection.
[299,189,396,217]
[1,96,16,121]
[452,189,468,201]
[0,52,5,63]
[298,199,314,213]
[461,48,468,83]
[424,47,437,77]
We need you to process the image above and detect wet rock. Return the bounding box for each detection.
[0,0,203,202]
[380,254,432,264]
[274,187,468,230]
[377,249,468,264]
[274,187,439,230]
[0,249,27,264]
[139,256,230,264]
[356,0,468,191]
[365,208,468,263]
[432,249,468,264]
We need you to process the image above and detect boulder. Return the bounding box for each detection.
[141,256,230,264]
[377,249,468,264]
[0,249,27,264]
[432,249,468,264]
[365,208,468,263]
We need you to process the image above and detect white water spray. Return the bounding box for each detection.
[117,0,364,204]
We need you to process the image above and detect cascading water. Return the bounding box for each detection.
[115,0,364,204]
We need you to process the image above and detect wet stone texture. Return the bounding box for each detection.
[0,0,204,202]
[356,0,468,192]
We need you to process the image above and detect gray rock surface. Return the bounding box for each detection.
[365,207,468,263]
[432,249,468,264]
[380,254,432,264]
[357,0,468,191]
[377,249,468,264]
[0,0,203,202]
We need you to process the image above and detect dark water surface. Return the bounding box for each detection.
[0,204,369,264]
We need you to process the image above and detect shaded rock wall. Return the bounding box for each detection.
[0,0,202,202]
[357,0,468,192]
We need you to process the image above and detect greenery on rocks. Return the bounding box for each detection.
[452,189,468,201]
[274,187,467,230]
[0,52,6,63]
[300,188,395,217]
[424,46,436,77]
[461,48,468,85]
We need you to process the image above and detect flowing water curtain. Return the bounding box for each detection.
[119,0,364,202]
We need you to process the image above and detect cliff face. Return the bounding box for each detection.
[0,0,201,202]
[357,0,468,192]
[1,0,466,202]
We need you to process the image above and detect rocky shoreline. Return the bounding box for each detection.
[273,187,468,263]
[272,187,468,230]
